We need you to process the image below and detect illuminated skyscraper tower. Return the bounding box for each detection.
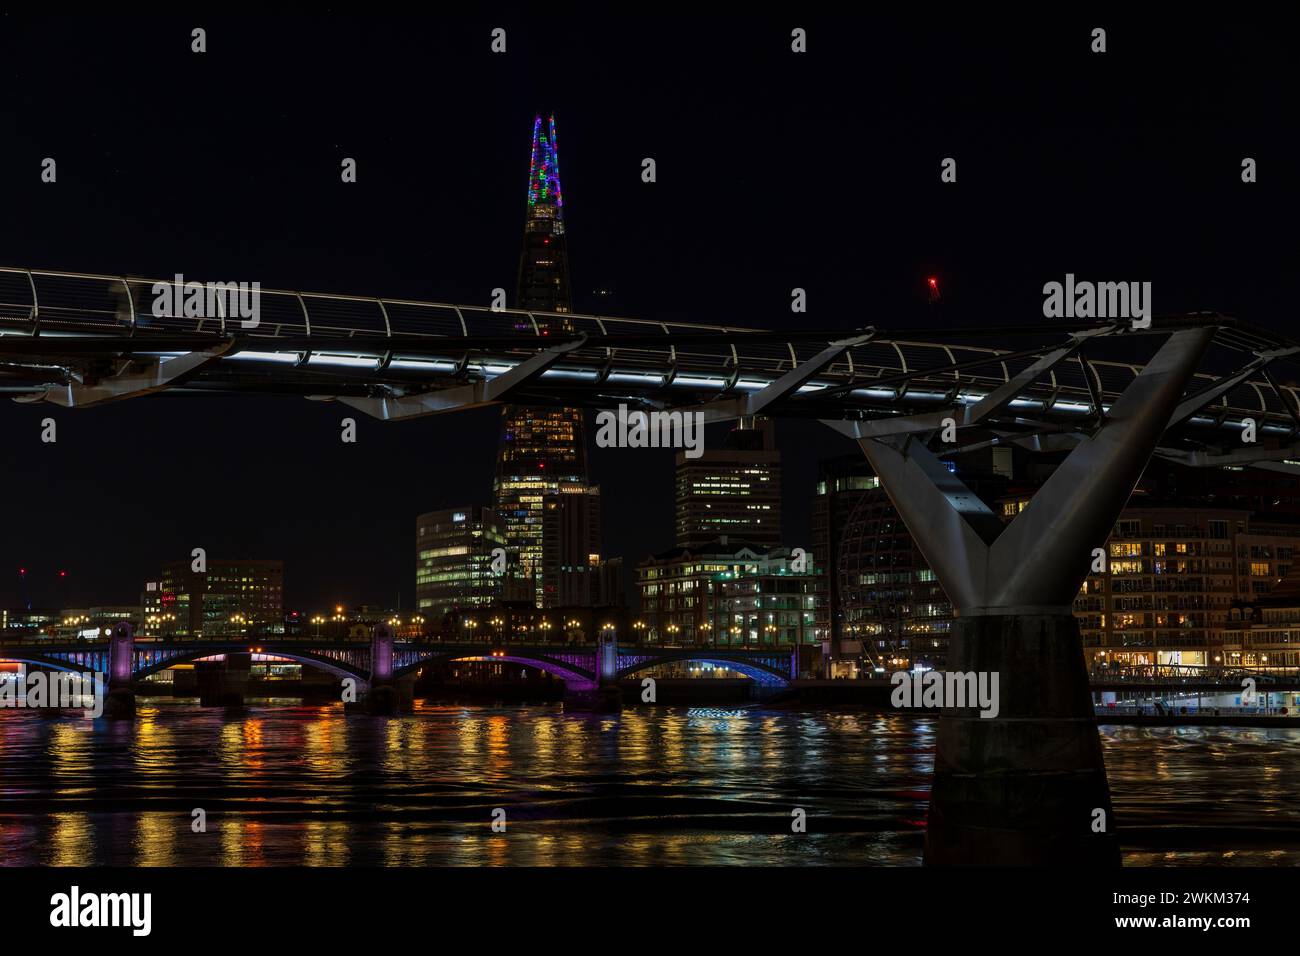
[494,114,592,606]
[516,114,573,318]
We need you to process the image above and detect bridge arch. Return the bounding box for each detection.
[131,649,369,683]
[0,656,110,694]
[393,651,597,690]
[616,651,792,687]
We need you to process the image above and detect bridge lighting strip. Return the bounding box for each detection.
[387,358,465,373]
[23,342,1296,433]
[305,354,380,368]
[225,351,302,365]
[672,375,730,388]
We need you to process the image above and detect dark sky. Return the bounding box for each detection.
[0,11,1294,611]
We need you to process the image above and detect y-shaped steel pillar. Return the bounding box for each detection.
[848,328,1213,865]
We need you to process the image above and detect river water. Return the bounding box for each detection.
[1,700,1297,866]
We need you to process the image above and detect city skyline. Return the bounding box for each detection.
[3,15,1294,617]
[5,87,1299,682]
[5,86,1300,661]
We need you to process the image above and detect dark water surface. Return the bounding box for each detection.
[1,700,1297,866]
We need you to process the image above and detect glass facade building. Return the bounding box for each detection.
[415,507,509,622]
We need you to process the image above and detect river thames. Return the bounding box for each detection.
[1,701,1297,866]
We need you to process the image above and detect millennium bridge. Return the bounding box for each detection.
[6,266,1300,865]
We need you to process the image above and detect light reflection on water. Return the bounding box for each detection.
[0,702,1296,866]
[1100,723,1300,866]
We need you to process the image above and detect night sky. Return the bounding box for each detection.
[0,12,1293,611]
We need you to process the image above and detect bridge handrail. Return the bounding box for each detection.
[5,267,1300,444]
[1089,662,1293,683]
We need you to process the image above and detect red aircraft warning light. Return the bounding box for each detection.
[927,277,941,304]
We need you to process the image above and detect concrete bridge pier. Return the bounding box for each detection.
[364,624,401,714]
[197,652,251,707]
[848,327,1213,865]
[393,673,415,709]
[104,620,136,719]
[566,627,622,711]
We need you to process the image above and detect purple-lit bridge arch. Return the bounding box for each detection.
[614,649,794,687]
[389,646,796,691]
[390,647,600,690]
[0,652,112,694]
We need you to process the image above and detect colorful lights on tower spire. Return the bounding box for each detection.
[526,113,563,213]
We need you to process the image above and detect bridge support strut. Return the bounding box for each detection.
[857,328,1214,865]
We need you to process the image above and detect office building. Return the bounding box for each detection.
[144,559,284,639]
[675,418,781,550]
[636,540,818,651]
[415,507,509,620]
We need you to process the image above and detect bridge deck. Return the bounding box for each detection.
[2,268,1299,471]
[0,638,801,687]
